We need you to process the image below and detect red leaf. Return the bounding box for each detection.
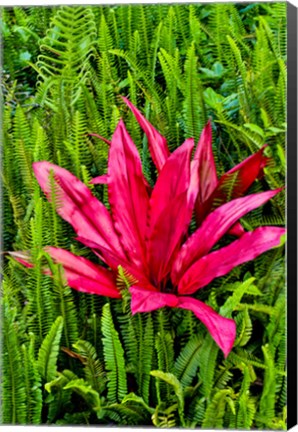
[9,248,121,298]
[178,226,286,294]
[108,120,150,272]
[194,121,218,221]
[90,174,108,184]
[205,145,269,216]
[122,97,170,172]
[221,145,268,196]
[146,139,194,284]
[130,287,236,357]
[172,188,282,284]
[33,162,125,264]
[130,286,178,314]
[45,247,121,298]
[76,236,155,288]
[178,297,236,358]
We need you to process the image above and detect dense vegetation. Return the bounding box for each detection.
[1,3,286,428]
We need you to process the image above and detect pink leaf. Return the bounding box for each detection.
[178,297,236,358]
[76,236,155,289]
[172,188,282,284]
[108,120,150,272]
[130,286,178,314]
[228,222,246,237]
[33,162,125,263]
[90,174,108,184]
[91,171,151,194]
[178,226,286,295]
[194,121,218,221]
[204,145,269,216]
[130,287,236,357]
[10,248,121,298]
[147,192,191,283]
[146,139,194,284]
[222,145,268,195]
[187,158,200,209]
[122,97,170,172]
[45,247,121,298]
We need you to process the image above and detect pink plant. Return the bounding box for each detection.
[11,99,285,358]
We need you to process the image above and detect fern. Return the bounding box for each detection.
[63,379,101,412]
[2,305,27,424]
[183,42,206,141]
[21,335,43,424]
[100,400,147,425]
[135,314,154,404]
[236,366,256,429]
[198,334,219,400]
[220,277,257,317]
[202,388,235,429]
[101,303,127,403]
[173,335,202,387]
[72,340,106,394]
[257,345,277,428]
[150,370,185,427]
[37,316,63,382]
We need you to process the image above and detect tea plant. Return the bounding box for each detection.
[1,3,286,428]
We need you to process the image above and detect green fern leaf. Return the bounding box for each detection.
[150,370,185,427]
[173,335,202,387]
[63,378,101,411]
[101,303,127,403]
[72,339,105,394]
[37,316,63,382]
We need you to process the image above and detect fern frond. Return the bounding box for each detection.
[2,305,27,424]
[101,303,127,403]
[257,345,276,428]
[72,339,106,394]
[173,335,202,388]
[63,378,101,411]
[202,388,235,429]
[21,335,43,424]
[198,334,219,400]
[236,366,256,429]
[150,370,185,427]
[183,42,206,141]
[37,316,63,382]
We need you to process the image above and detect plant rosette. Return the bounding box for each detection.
[10,98,285,358]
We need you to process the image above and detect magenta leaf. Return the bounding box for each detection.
[90,174,108,184]
[172,188,282,284]
[205,145,269,216]
[178,297,236,358]
[130,286,236,357]
[178,226,286,294]
[194,121,218,220]
[44,247,121,298]
[107,120,150,272]
[122,96,170,172]
[33,162,126,263]
[146,139,194,283]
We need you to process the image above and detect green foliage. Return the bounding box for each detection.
[63,379,101,412]
[37,316,63,382]
[173,335,202,387]
[151,370,185,427]
[101,303,127,403]
[2,3,286,428]
[72,340,105,394]
[2,305,28,424]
